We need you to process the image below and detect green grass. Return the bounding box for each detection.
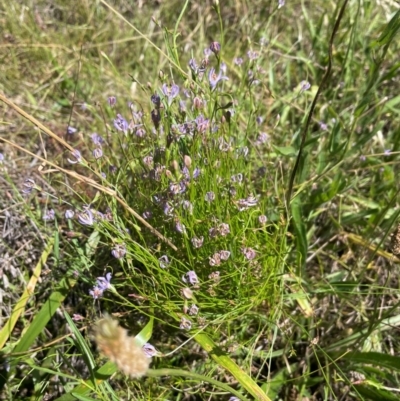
[1,0,400,400]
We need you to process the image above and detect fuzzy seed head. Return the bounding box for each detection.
[94,314,151,378]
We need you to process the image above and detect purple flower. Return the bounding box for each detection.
[68,149,82,164]
[191,236,204,248]
[158,255,170,269]
[278,0,285,8]
[208,271,220,282]
[234,57,244,66]
[142,210,152,219]
[180,317,192,330]
[189,304,199,316]
[319,122,328,131]
[237,195,258,211]
[182,270,199,286]
[111,244,127,259]
[72,314,84,321]
[384,149,391,156]
[96,272,112,290]
[209,253,221,266]
[65,209,74,219]
[219,250,231,260]
[89,272,112,299]
[182,200,193,215]
[43,209,55,221]
[256,132,270,145]
[360,155,366,162]
[108,96,117,106]
[242,247,256,260]
[259,215,267,225]
[247,50,259,61]
[205,191,215,202]
[90,133,104,146]
[162,83,180,105]
[93,148,103,159]
[0,153,4,164]
[299,80,311,92]
[22,178,36,195]
[67,126,77,135]
[193,167,201,179]
[175,219,186,234]
[195,115,209,133]
[113,114,129,133]
[189,58,198,73]
[209,41,221,55]
[208,67,229,90]
[219,223,230,236]
[231,173,243,183]
[77,209,94,226]
[143,343,157,358]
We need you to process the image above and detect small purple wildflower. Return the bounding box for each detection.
[189,58,198,73]
[142,210,152,219]
[162,83,180,105]
[203,47,212,58]
[247,50,259,61]
[384,149,391,156]
[143,155,153,167]
[109,165,118,174]
[208,271,220,282]
[108,96,117,106]
[113,114,129,133]
[319,122,328,131]
[259,215,267,225]
[182,200,193,215]
[175,219,187,234]
[93,148,103,159]
[43,209,55,221]
[77,209,94,226]
[229,397,241,401]
[72,314,84,321]
[135,127,146,138]
[90,133,104,146]
[278,0,285,8]
[193,96,205,109]
[209,253,221,267]
[163,202,174,216]
[96,272,112,291]
[68,149,82,164]
[209,41,221,55]
[180,317,192,330]
[242,247,257,260]
[191,236,204,248]
[209,227,219,238]
[22,178,36,195]
[234,57,243,66]
[189,304,199,316]
[111,244,127,259]
[195,115,209,133]
[236,195,258,211]
[143,343,157,358]
[231,173,243,183]
[300,80,311,92]
[256,132,270,145]
[67,126,77,135]
[205,191,215,202]
[219,223,230,236]
[208,67,229,90]
[65,209,74,219]
[219,250,231,260]
[193,167,201,179]
[256,116,264,125]
[182,270,199,286]
[0,153,4,164]
[158,255,170,269]
[89,287,103,300]
[360,155,366,162]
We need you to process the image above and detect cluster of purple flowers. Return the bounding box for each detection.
[89,272,112,300]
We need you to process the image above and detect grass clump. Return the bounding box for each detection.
[2,1,400,400]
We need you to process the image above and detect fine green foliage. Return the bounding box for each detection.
[1,1,400,400]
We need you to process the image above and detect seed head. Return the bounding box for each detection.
[93,314,151,378]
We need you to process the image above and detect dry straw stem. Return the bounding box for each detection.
[93,314,151,378]
[0,93,177,251]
